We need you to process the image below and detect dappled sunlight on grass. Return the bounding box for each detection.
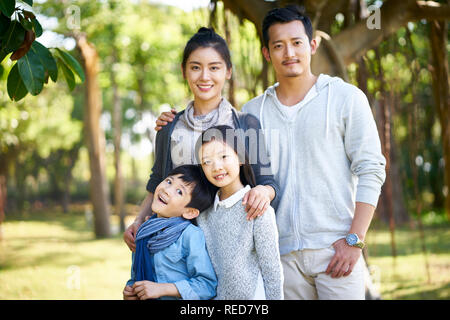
[0,208,134,299]
[364,219,450,300]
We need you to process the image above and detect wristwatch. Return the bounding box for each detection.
[345,233,365,249]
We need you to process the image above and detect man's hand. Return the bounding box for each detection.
[242,185,273,220]
[133,281,175,300]
[123,221,141,252]
[123,285,138,300]
[325,238,362,278]
[154,109,177,131]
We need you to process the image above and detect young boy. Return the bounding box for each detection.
[123,165,218,300]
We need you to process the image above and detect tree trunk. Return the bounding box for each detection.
[111,62,126,233]
[374,48,397,258]
[76,34,111,238]
[224,9,236,107]
[429,20,450,219]
[14,160,26,213]
[62,143,81,213]
[0,174,6,241]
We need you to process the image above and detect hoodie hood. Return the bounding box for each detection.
[259,74,343,138]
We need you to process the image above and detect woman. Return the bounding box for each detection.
[124,27,279,252]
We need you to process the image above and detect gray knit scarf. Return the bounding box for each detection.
[181,98,234,132]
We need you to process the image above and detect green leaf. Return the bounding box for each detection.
[0,0,16,17]
[17,45,45,95]
[1,21,26,53]
[31,17,42,37]
[0,50,9,64]
[58,57,75,91]
[22,0,33,6]
[30,41,57,82]
[7,63,28,101]
[56,48,85,82]
[19,14,33,30]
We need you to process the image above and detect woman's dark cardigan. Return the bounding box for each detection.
[146,108,280,211]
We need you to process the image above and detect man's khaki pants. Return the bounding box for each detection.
[281,246,365,300]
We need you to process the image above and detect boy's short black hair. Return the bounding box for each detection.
[168,164,218,213]
[262,5,313,48]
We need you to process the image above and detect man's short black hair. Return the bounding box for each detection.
[262,5,313,48]
[168,164,217,213]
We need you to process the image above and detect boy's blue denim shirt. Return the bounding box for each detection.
[126,223,217,300]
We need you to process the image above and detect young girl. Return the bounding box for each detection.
[124,27,279,251]
[195,125,283,300]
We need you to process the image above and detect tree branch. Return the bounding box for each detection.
[221,0,450,76]
[221,0,277,37]
[415,1,450,21]
[332,0,450,66]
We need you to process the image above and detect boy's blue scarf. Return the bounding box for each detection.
[133,214,191,282]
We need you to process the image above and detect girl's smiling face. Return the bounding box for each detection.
[183,47,232,106]
[199,140,243,192]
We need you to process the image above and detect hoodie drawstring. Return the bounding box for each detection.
[259,90,268,130]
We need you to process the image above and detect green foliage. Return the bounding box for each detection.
[17,42,45,95]
[347,21,446,215]
[0,0,16,17]
[0,0,84,101]
[7,62,27,100]
[55,48,85,82]
[1,1,446,220]
[32,41,58,82]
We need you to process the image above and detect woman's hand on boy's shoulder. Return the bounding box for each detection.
[242,185,273,220]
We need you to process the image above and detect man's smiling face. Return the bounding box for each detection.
[263,20,317,79]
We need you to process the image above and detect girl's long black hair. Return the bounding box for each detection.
[195,125,256,188]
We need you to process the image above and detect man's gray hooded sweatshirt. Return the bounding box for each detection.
[242,74,386,255]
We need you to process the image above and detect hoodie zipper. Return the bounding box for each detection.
[264,89,302,250]
[288,116,301,250]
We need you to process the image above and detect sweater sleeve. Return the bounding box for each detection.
[253,206,284,300]
[173,227,218,300]
[146,126,169,193]
[343,89,386,207]
[241,113,281,211]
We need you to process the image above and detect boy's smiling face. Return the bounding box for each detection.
[151,174,198,219]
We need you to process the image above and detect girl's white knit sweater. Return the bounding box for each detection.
[197,185,284,300]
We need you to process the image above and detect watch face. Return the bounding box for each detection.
[346,234,358,245]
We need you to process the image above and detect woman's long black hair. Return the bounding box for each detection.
[195,125,256,188]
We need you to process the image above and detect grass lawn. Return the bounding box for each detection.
[0,207,134,300]
[364,217,450,299]
[0,206,449,300]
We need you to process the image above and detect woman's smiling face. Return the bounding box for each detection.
[183,47,232,105]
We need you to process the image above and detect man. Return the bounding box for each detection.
[151,5,386,300]
[239,5,386,299]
